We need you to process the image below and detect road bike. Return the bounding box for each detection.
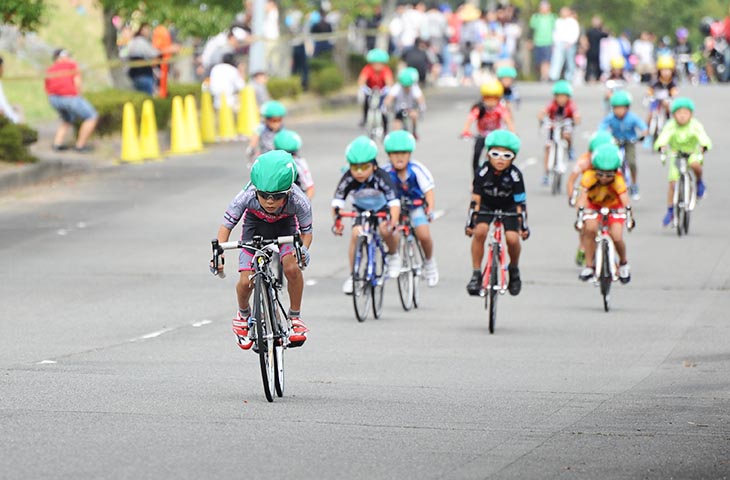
[364,87,385,141]
[335,208,389,322]
[662,151,699,236]
[469,205,524,334]
[542,118,571,195]
[211,234,305,402]
[396,198,426,311]
[575,207,632,312]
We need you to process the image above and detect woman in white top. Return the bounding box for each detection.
[209,53,245,111]
[548,7,580,82]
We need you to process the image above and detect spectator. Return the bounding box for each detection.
[209,53,245,111]
[599,29,621,75]
[500,5,523,68]
[0,56,22,124]
[584,15,607,83]
[126,23,160,95]
[44,49,98,152]
[423,3,448,75]
[529,1,556,82]
[263,0,281,73]
[250,71,271,107]
[200,27,248,77]
[633,31,655,83]
[548,7,580,82]
[402,38,432,83]
[310,9,334,57]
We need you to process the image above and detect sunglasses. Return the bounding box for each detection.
[257,190,289,201]
[266,117,283,123]
[487,150,515,161]
[350,163,374,172]
[595,171,616,179]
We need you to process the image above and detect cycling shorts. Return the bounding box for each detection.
[238,213,296,271]
[474,211,520,232]
[408,206,429,228]
[668,153,702,182]
[583,204,625,226]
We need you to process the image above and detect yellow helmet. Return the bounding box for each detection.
[610,56,625,69]
[480,80,504,98]
[656,55,675,70]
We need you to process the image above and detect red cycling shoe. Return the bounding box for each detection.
[232,312,253,350]
[288,316,309,347]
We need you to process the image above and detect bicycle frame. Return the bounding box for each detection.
[616,140,635,187]
[543,118,570,195]
[672,152,698,212]
[366,89,384,140]
[341,210,389,287]
[593,208,622,284]
[482,219,508,295]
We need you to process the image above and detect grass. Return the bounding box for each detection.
[2,0,110,123]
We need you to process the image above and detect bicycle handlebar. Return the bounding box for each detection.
[211,234,306,275]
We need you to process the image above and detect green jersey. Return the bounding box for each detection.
[529,13,556,47]
[654,118,712,153]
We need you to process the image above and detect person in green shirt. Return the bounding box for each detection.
[529,1,556,82]
[654,97,712,226]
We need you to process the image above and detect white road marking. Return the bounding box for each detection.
[76,222,87,229]
[305,279,318,286]
[130,328,173,342]
[57,229,68,236]
[37,360,57,365]
[191,320,212,327]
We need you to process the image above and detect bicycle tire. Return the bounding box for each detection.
[372,242,385,319]
[353,236,371,322]
[487,244,500,334]
[254,275,276,402]
[551,144,562,195]
[676,175,686,237]
[412,240,425,309]
[599,241,612,312]
[274,342,284,398]
[397,233,414,311]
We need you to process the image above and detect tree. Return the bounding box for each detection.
[2,0,46,32]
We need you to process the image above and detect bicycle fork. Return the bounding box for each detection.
[594,236,618,283]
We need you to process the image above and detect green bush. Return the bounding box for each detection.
[267,76,303,100]
[309,54,335,73]
[310,66,344,95]
[348,53,367,80]
[85,89,174,137]
[167,82,201,102]
[0,117,38,163]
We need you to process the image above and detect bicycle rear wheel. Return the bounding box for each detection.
[412,240,425,309]
[254,276,276,402]
[551,145,563,195]
[676,176,686,237]
[599,241,612,312]
[372,243,385,319]
[486,244,500,334]
[274,343,284,397]
[397,233,414,311]
[353,236,371,322]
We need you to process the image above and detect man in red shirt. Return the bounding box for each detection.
[45,49,98,152]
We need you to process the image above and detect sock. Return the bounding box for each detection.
[238,307,250,318]
[667,206,674,213]
[473,269,481,277]
[288,309,300,319]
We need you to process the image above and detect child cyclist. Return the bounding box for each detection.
[646,55,679,126]
[332,136,401,295]
[213,150,312,349]
[357,48,394,130]
[383,69,426,138]
[603,56,628,112]
[599,90,648,200]
[567,130,615,266]
[381,130,439,287]
[466,130,530,297]
[274,129,315,199]
[460,79,515,176]
[247,100,287,162]
[496,66,520,110]
[653,97,712,226]
[575,143,635,283]
[538,80,581,185]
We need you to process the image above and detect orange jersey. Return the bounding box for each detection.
[581,169,627,208]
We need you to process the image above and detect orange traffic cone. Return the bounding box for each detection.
[184,94,203,152]
[139,99,160,160]
[218,93,236,141]
[120,102,142,163]
[200,91,216,144]
[237,85,259,136]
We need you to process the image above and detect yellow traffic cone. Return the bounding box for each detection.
[184,94,203,152]
[139,99,160,160]
[218,93,236,141]
[200,91,216,144]
[120,102,142,163]
[237,85,259,136]
[169,95,190,154]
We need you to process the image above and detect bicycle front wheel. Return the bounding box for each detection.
[412,240,425,309]
[486,244,500,334]
[599,241,612,312]
[353,236,371,322]
[676,175,686,237]
[254,276,276,402]
[397,233,414,311]
[372,243,385,319]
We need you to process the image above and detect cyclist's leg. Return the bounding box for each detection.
[362,94,370,125]
[348,225,363,269]
[282,253,304,310]
[505,231,521,266]
[581,218,599,268]
[609,222,627,264]
[471,222,489,269]
[625,142,637,184]
[409,109,419,137]
[414,224,433,259]
[378,220,399,254]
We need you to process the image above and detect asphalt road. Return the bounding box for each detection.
[1,83,729,479]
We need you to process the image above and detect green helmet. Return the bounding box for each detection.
[671,97,695,113]
[610,90,632,107]
[591,144,622,171]
[260,100,287,118]
[588,131,614,153]
[383,130,416,153]
[250,150,297,192]
[496,66,518,79]
[552,80,573,96]
[485,129,521,154]
[345,136,379,164]
[398,69,415,87]
[366,48,389,64]
[273,129,302,153]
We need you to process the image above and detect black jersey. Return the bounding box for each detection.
[473,163,526,211]
[331,167,400,211]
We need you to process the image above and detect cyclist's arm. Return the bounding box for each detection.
[653,120,675,150]
[424,189,435,213]
[669,86,679,97]
[357,70,369,87]
[692,119,713,150]
[537,108,547,122]
[618,191,631,209]
[300,232,312,249]
[572,110,581,126]
[216,225,233,244]
[575,189,589,209]
[503,111,516,132]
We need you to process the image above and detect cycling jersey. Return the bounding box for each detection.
[581,170,627,208]
[599,111,647,142]
[359,64,394,90]
[331,168,400,211]
[649,80,677,100]
[382,159,435,200]
[653,118,712,153]
[293,156,314,191]
[545,99,578,121]
[473,163,526,211]
[387,84,423,111]
[223,184,313,235]
[255,124,279,154]
[469,102,510,135]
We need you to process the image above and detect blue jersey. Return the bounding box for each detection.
[382,159,435,201]
[599,111,647,142]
